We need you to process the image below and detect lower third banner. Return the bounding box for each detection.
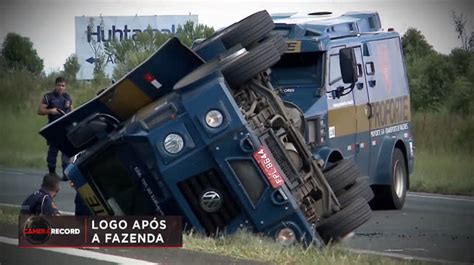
[19,215,182,248]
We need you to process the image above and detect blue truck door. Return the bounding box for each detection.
[353,46,371,176]
[327,46,357,159]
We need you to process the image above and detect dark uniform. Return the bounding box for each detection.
[41,91,73,174]
[20,188,60,215]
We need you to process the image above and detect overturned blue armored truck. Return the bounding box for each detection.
[41,10,413,246]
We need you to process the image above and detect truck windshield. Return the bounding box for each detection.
[85,144,155,215]
[271,52,324,88]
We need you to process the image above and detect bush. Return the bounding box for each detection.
[447,76,474,116]
[408,53,455,112]
[1,33,44,74]
[0,70,44,111]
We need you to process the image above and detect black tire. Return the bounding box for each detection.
[316,198,371,243]
[336,178,375,208]
[323,159,360,193]
[370,148,407,210]
[222,38,282,88]
[175,45,251,89]
[248,33,287,56]
[271,33,287,55]
[193,10,274,58]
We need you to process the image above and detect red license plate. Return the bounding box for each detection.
[253,146,285,189]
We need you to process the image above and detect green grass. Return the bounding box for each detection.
[0,83,99,169]
[183,230,425,265]
[409,112,474,195]
[410,149,474,195]
[0,205,421,265]
[0,205,20,225]
[411,112,474,154]
[0,108,48,169]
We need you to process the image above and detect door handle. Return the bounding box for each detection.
[368,80,376,87]
[357,82,364,90]
[365,103,373,119]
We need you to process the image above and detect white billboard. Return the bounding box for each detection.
[75,15,198,80]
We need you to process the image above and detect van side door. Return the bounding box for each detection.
[363,38,412,182]
[353,46,371,176]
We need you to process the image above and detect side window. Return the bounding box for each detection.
[329,54,342,85]
[357,64,363,77]
[366,62,375,75]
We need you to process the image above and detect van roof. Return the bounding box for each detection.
[272,11,399,52]
[273,11,382,37]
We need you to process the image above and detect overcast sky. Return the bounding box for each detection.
[1,0,473,72]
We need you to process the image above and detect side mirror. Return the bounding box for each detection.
[339,47,358,84]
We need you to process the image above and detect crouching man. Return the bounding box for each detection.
[21,173,61,216]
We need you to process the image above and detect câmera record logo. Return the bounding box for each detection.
[22,216,52,244]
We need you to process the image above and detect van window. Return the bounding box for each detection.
[329,54,342,84]
[271,52,324,88]
[366,62,375,75]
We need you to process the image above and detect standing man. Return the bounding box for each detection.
[37,77,73,180]
[20,173,61,216]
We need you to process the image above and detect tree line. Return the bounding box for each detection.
[402,12,474,116]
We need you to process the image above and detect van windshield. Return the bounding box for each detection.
[271,52,324,89]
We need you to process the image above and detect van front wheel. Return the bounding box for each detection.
[370,148,407,210]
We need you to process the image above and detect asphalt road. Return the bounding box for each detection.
[343,192,474,264]
[1,168,473,264]
[0,168,76,212]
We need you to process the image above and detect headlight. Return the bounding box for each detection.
[205,110,223,128]
[163,133,184,154]
[276,227,296,246]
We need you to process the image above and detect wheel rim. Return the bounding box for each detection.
[394,160,405,199]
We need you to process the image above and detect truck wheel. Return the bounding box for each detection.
[336,178,375,208]
[222,37,283,88]
[316,198,371,243]
[193,10,274,58]
[370,148,407,210]
[249,33,287,56]
[323,159,359,193]
[273,34,287,55]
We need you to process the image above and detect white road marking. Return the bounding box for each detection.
[407,192,474,203]
[385,249,403,252]
[406,248,428,252]
[0,170,25,175]
[0,202,74,216]
[347,248,470,265]
[0,236,159,265]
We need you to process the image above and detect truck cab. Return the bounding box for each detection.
[271,11,414,209]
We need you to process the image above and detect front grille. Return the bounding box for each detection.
[261,131,300,185]
[178,170,241,235]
